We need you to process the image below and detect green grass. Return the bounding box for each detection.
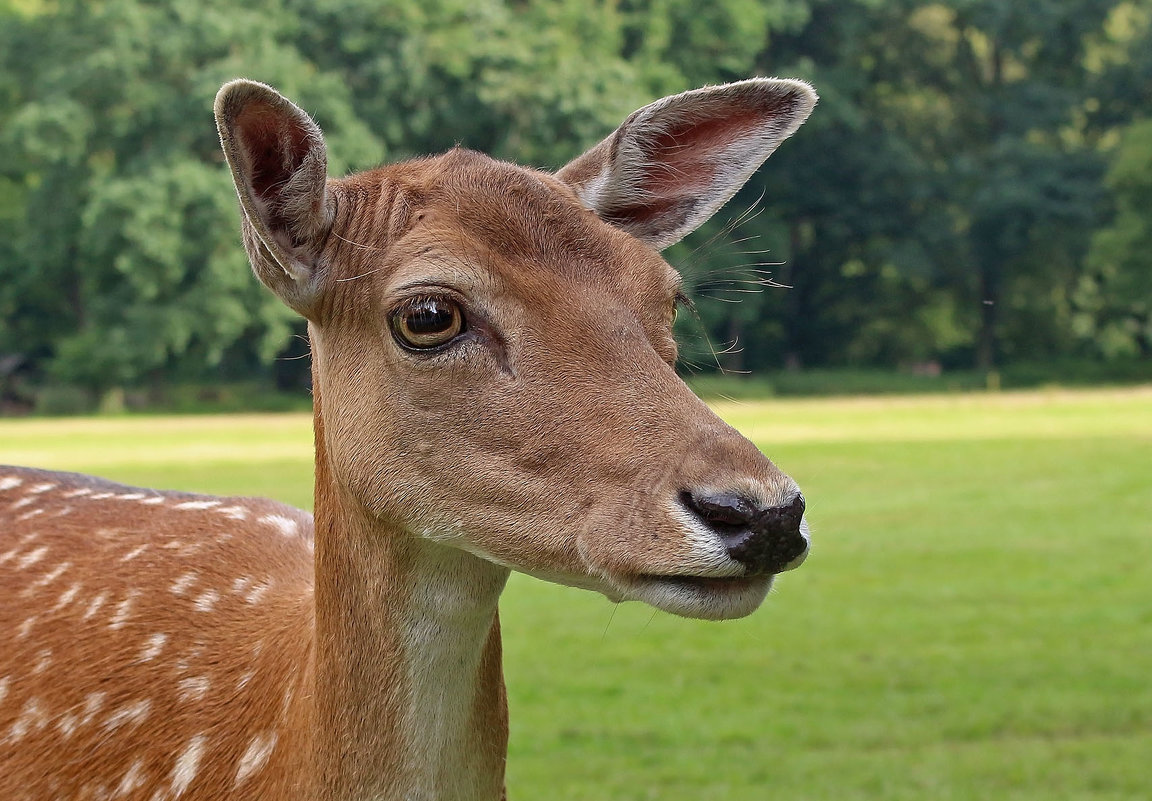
[2,387,1150,800]
[685,360,1152,400]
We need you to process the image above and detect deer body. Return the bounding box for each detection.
[1,77,815,800]
[1,469,318,798]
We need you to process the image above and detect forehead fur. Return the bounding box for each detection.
[362,149,672,285]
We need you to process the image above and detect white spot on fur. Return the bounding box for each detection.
[259,513,298,537]
[0,548,18,565]
[120,545,148,562]
[16,508,44,521]
[57,713,78,737]
[117,759,147,796]
[28,482,56,494]
[84,692,106,720]
[231,576,252,594]
[216,505,248,520]
[52,505,74,517]
[177,676,210,702]
[6,698,48,743]
[234,732,278,786]
[236,671,255,690]
[110,591,140,630]
[171,734,208,796]
[140,633,168,661]
[115,493,147,501]
[139,496,165,505]
[87,781,112,799]
[245,580,272,604]
[53,582,83,611]
[16,546,48,569]
[102,698,151,732]
[57,691,105,737]
[0,476,23,491]
[18,615,37,639]
[9,496,35,510]
[174,500,220,510]
[174,647,202,674]
[194,590,219,612]
[32,649,52,674]
[27,561,71,592]
[0,676,9,706]
[89,492,115,500]
[170,572,197,596]
[62,487,92,498]
[84,592,108,620]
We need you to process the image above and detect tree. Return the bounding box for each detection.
[1076,117,1152,356]
[719,0,1115,372]
[2,0,1149,405]
[0,0,380,399]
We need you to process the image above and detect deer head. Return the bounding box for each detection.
[214,77,815,620]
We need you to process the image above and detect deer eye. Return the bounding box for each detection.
[390,297,465,350]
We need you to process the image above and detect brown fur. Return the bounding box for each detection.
[0,470,315,799]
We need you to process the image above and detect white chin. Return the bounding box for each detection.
[609,574,774,620]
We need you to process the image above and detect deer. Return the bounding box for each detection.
[0,76,816,800]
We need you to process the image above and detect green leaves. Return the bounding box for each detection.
[0,0,376,395]
[28,157,294,390]
[0,0,1148,404]
[1077,117,1152,357]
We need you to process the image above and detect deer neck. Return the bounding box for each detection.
[310,382,510,801]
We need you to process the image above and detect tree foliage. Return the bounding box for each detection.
[0,0,1148,404]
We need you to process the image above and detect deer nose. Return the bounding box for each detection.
[680,490,808,575]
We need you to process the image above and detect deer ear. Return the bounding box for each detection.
[557,78,816,250]
[214,80,333,315]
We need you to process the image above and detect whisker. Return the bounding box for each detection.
[275,332,313,361]
[714,337,744,356]
[601,603,620,641]
[332,231,388,252]
[698,288,769,295]
[335,267,383,283]
[677,202,767,270]
[686,192,766,254]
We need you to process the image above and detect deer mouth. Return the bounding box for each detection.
[612,572,775,620]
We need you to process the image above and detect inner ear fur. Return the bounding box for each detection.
[214,79,334,316]
[557,78,817,251]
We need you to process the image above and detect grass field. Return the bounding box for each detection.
[2,387,1150,800]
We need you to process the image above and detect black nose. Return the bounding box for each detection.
[680,490,807,574]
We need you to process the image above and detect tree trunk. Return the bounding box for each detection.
[783,220,804,370]
[977,266,997,372]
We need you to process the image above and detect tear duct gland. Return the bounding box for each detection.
[0,76,816,801]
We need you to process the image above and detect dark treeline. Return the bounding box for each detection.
[1,0,1150,410]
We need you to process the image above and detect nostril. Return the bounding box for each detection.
[764,493,805,534]
[679,490,759,531]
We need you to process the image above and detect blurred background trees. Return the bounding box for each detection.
[1,0,1149,410]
